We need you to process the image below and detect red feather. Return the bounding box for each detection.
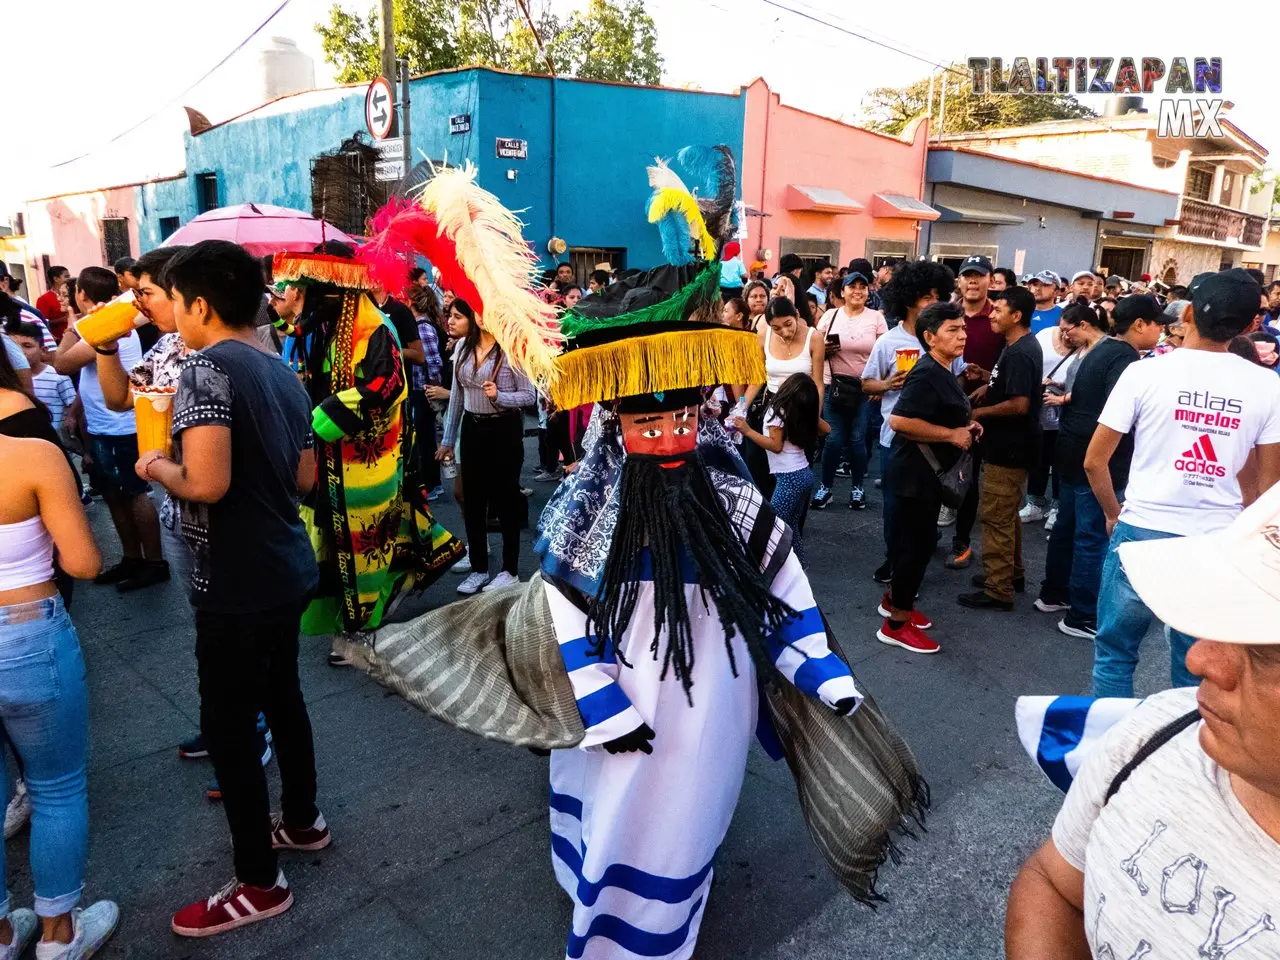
[358,199,486,314]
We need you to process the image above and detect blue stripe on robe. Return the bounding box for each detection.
[550,830,715,908]
[565,898,705,959]
[576,682,632,729]
[792,653,849,698]
[766,605,824,660]
[560,634,616,673]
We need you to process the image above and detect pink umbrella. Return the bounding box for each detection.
[162,203,355,256]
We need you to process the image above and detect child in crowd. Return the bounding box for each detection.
[9,321,75,431]
[732,372,827,560]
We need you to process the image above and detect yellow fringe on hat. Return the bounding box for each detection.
[551,327,765,410]
[646,187,717,262]
[272,253,370,290]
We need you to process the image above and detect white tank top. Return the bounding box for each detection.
[765,325,815,393]
[0,516,54,592]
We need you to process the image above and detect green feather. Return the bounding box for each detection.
[560,263,720,339]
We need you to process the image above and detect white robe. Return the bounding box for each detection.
[546,552,861,960]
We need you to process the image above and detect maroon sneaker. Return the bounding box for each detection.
[171,872,293,938]
[271,812,332,851]
[876,594,933,629]
[875,619,941,655]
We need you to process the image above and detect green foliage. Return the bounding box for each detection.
[862,63,1094,137]
[316,0,663,85]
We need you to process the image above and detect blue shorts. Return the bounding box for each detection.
[87,433,149,498]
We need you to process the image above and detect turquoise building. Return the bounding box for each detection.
[137,67,746,273]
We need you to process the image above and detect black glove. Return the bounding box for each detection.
[833,697,860,717]
[602,723,656,755]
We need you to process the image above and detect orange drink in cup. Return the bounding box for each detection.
[134,387,177,458]
[74,290,148,348]
[894,347,921,373]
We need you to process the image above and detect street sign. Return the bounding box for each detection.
[375,159,406,182]
[450,114,471,135]
[376,139,404,160]
[365,77,395,141]
[496,137,528,160]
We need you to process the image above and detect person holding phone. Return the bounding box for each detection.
[813,271,888,510]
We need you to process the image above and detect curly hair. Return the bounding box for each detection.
[880,259,955,321]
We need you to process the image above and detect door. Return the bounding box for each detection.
[1099,246,1144,281]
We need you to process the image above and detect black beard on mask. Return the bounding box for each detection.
[585,450,797,704]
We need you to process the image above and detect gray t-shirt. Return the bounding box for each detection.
[1052,687,1280,959]
[863,325,966,448]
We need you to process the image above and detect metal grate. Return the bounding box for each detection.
[311,136,388,238]
[102,218,132,265]
[568,248,626,287]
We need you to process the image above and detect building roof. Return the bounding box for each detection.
[928,146,1180,197]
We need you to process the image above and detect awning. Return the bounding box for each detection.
[784,184,864,214]
[934,204,1025,226]
[1102,230,1159,240]
[870,193,940,221]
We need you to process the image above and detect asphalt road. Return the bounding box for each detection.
[15,440,1171,959]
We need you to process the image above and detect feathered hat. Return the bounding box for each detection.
[550,145,762,412]
[357,162,562,391]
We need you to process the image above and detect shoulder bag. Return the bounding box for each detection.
[916,442,973,509]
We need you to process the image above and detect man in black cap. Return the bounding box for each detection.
[945,254,1002,568]
[1042,294,1172,640]
[1084,273,1280,698]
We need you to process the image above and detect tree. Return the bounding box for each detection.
[316,0,663,85]
[861,63,1094,137]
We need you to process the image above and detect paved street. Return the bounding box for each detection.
[18,438,1169,960]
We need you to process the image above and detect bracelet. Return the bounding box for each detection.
[143,453,168,480]
[94,346,118,355]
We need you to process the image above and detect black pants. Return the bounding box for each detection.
[460,411,524,575]
[889,491,941,612]
[1027,429,1059,501]
[953,445,983,550]
[409,392,441,490]
[196,599,319,888]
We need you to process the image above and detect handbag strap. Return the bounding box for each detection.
[917,442,944,472]
[1046,346,1076,380]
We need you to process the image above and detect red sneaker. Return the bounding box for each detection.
[171,872,293,938]
[876,619,941,655]
[271,812,332,851]
[876,594,933,629]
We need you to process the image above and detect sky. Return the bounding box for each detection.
[4,0,1278,213]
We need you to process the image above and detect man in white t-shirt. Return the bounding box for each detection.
[54,266,168,591]
[1006,480,1280,960]
[1084,269,1280,697]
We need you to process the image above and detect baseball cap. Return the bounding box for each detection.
[1120,481,1280,644]
[1161,299,1192,322]
[1112,293,1165,326]
[1192,268,1264,329]
[843,271,871,286]
[1070,270,1094,283]
[958,255,992,276]
[1104,274,1125,289]
[1029,270,1059,285]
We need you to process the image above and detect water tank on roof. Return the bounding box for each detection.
[1103,96,1146,117]
[259,36,315,101]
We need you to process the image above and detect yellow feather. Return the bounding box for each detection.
[646,187,717,262]
[415,163,563,391]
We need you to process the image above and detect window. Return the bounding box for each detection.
[159,216,181,240]
[864,238,915,268]
[1185,167,1212,202]
[778,237,841,272]
[1220,172,1236,207]
[568,248,626,286]
[196,173,219,214]
[929,243,999,270]
[101,218,131,265]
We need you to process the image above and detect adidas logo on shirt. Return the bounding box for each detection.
[1173,434,1227,478]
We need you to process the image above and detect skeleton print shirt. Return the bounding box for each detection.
[1053,688,1280,960]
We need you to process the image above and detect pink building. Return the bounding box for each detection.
[740,78,936,275]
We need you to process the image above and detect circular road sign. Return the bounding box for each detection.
[365,77,395,141]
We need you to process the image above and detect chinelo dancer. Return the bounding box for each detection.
[270,244,462,658]
[338,150,929,960]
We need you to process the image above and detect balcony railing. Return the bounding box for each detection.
[1178,197,1268,247]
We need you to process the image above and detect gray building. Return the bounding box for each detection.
[923,148,1180,280]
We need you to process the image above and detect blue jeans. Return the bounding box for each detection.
[0,596,89,919]
[1092,521,1197,698]
[1040,478,1077,603]
[1069,483,1113,624]
[820,390,869,488]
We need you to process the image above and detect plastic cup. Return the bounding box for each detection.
[74,290,148,348]
[134,388,176,459]
[895,348,921,373]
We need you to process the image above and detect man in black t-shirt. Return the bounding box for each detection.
[1043,296,1169,638]
[960,287,1042,610]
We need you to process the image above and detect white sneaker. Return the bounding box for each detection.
[482,571,520,592]
[35,901,120,960]
[1044,506,1058,531]
[457,572,490,595]
[0,908,37,960]
[936,506,957,527]
[452,550,472,574]
[4,779,30,840]
[1019,502,1046,523]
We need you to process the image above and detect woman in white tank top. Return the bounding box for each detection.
[0,397,121,953]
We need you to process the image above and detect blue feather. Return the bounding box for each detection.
[676,145,735,210]
[656,210,694,266]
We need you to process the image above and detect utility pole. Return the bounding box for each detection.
[379,0,397,87]
[399,58,412,175]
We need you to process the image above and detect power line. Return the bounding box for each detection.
[50,0,295,169]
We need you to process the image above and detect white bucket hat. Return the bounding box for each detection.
[1119,482,1280,645]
